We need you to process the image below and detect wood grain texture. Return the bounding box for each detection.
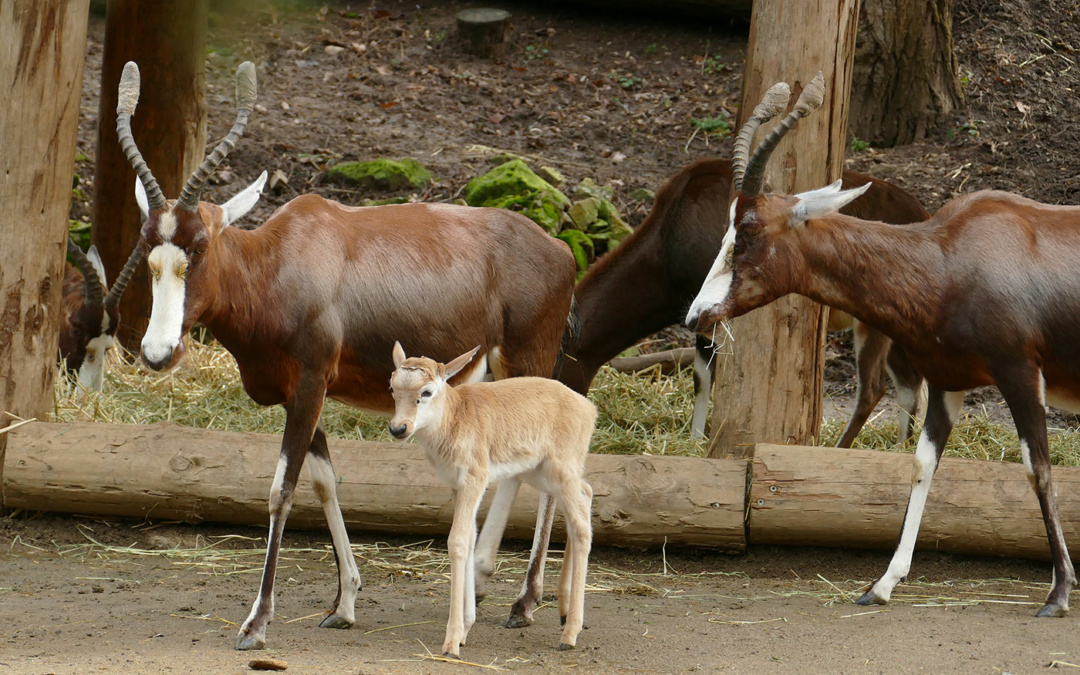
[0,1,90,477]
[3,422,746,551]
[750,443,1080,561]
[91,0,209,350]
[708,0,861,459]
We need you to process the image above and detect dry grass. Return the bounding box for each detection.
[54,339,1080,466]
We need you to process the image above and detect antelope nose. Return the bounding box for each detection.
[389,423,408,438]
[142,348,172,371]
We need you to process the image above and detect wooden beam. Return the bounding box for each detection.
[750,443,1080,561]
[708,0,861,459]
[3,422,747,551]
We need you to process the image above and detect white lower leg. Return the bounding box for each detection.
[691,349,712,440]
[307,454,360,626]
[474,478,520,597]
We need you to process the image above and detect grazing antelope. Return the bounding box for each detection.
[389,341,596,657]
[115,60,577,650]
[60,238,141,391]
[558,158,929,445]
[686,73,1077,617]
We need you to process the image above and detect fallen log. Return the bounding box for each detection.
[750,443,1080,561]
[608,348,695,376]
[2,421,746,551]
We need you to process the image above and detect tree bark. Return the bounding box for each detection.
[91,0,209,351]
[707,0,860,460]
[0,0,90,482]
[849,0,963,147]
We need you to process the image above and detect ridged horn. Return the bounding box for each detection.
[66,239,104,310]
[731,82,791,193]
[741,71,826,197]
[176,61,258,211]
[104,244,147,311]
[116,62,167,210]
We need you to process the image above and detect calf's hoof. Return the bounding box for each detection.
[855,590,888,606]
[558,642,575,651]
[1037,603,1068,618]
[505,612,534,629]
[235,631,266,651]
[319,613,354,629]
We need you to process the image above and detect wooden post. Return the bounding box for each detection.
[0,0,90,499]
[708,0,860,460]
[456,8,511,59]
[91,0,209,351]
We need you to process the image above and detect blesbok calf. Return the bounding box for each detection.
[115,61,577,649]
[687,73,1077,617]
[390,342,596,657]
[558,158,929,446]
[60,239,140,391]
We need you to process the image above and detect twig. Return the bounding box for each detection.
[0,416,37,435]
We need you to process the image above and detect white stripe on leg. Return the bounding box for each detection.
[306,453,360,627]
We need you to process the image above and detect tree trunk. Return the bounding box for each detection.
[91,0,209,351]
[707,0,860,460]
[849,0,963,147]
[0,0,90,483]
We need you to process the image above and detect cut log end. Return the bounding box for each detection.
[456,8,511,59]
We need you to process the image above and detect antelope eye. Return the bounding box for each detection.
[420,390,432,398]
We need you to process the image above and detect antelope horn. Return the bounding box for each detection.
[66,239,104,310]
[116,62,167,210]
[176,61,258,211]
[104,244,147,311]
[731,81,791,193]
[741,71,826,197]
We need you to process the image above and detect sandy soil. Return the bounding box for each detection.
[0,515,1076,675]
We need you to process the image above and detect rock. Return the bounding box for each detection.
[568,197,601,230]
[248,658,288,671]
[556,229,595,274]
[325,158,432,191]
[538,165,565,186]
[463,159,571,234]
[573,177,614,201]
[629,187,655,202]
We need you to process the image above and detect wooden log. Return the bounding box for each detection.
[608,348,695,376]
[456,8,511,59]
[750,443,1080,561]
[3,422,746,552]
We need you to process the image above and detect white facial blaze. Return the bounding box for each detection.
[685,200,739,326]
[142,243,189,365]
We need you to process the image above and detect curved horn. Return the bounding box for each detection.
[66,239,104,310]
[731,82,791,193]
[116,61,167,210]
[176,61,258,211]
[741,71,826,197]
[104,244,147,310]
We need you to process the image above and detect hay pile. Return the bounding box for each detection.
[54,339,1080,466]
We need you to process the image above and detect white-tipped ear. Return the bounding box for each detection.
[135,176,150,221]
[790,181,871,227]
[86,245,109,289]
[392,341,407,368]
[220,171,268,228]
[444,346,481,380]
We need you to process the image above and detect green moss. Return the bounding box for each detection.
[325,158,432,191]
[464,160,571,234]
[557,229,595,275]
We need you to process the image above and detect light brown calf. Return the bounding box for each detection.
[389,342,596,658]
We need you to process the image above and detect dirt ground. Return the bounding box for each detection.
[1,514,1077,674]
[31,0,1080,673]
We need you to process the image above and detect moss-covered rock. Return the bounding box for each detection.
[325,158,432,191]
[464,160,571,234]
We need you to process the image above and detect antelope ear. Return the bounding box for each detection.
[135,176,150,221]
[392,341,407,368]
[444,346,481,380]
[220,171,267,228]
[790,180,871,228]
[86,245,110,290]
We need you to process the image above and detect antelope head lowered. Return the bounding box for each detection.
[60,238,141,391]
[117,61,266,371]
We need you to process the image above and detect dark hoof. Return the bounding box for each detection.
[442,651,460,660]
[235,632,266,651]
[504,613,534,629]
[855,591,887,606]
[319,613,354,629]
[558,642,575,651]
[1036,603,1069,618]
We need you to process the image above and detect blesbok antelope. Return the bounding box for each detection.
[686,73,1077,617]
[115,61,577,650]
[557,158,929,445]
[60,238,141,391]
[389,341,596,657]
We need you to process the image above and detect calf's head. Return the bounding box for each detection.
[389,342,480,440]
